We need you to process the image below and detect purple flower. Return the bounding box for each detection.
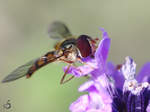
[113,57,150,112]
[67,29,113,112]
[65,29,150,112]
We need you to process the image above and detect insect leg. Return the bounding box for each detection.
[60,75,74,84]
[60,64,74,84]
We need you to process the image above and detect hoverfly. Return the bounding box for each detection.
[2,21,98,84]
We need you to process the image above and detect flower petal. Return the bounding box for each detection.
[63,59,98,77]
[69,95,89,112]
[136,62,150,83]
[77,80,112,112]
[86,104,112,112]
[95,29,111,70]
[146,101,150,112]
[121,56,136,80]
[106,62,115,75]
[106,62,124,89]
[78,80,95,92]
[89,91,104,109]
[88,90,112,112]
[95,75,113,104]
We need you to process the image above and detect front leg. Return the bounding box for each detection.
[60,64,74,84]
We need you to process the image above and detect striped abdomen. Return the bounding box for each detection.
[26,51,60,78]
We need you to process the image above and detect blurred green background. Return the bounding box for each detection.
[0,0,150,112]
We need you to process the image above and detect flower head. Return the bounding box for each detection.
[112,56,150,112]
[66,29,150,112]
[67,28,113,112]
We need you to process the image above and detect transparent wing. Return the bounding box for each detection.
[2,58,38,83]
[48,21,72,39]
[2,50,61,83]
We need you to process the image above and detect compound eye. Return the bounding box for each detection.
[76,35,92,57]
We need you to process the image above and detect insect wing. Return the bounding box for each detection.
[2,51,61,83]
[2,58,38,83]
[48,21,72,39]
